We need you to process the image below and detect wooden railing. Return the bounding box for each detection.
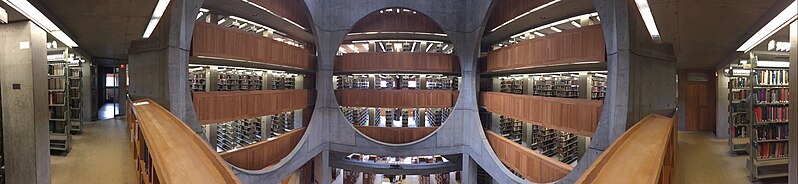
[485,130,573,183]
[219,128,307,170]
[129,99,240,184]
[485,25,605,72]
[192,22,316,70]
[480,92,602,136]
[335,52,459,74]
[354,126,438,144]
[576,114,678,184]
[336,89,458,108]
[193,89,311,125]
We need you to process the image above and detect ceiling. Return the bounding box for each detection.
[650,0,792,69]
[29,0,156,60]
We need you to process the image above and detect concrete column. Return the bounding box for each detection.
[560,0,677,182]
[789,21,798,184]
[262,115,272,140]
[128,0,206,137]
[81,63,92,123]
[117,63,127,116]
[0,21,50,184]
[715,68,730,138]
[294,109,303,129]
[314,150,332,184]
[461,154,478,184]
[418,108,426,127]
[368,108,376,126]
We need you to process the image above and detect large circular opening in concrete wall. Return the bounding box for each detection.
[333,7,460,144]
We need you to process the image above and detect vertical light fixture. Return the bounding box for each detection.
[737,0,797,52]
[142,0,171,38]
[2,0,78,47]
[633,0,662,43]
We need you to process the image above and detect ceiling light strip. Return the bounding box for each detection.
[490,0,562,32]
[241,0,306,30]
[633,0,662,43]
[511,12,598,39]
[736,0,798,52]
[142,0,171,38]
[2,0,78,47]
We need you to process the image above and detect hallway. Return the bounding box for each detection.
[50,118,135,184]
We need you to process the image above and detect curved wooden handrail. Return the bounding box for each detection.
[353,126,438,144]
[335,52,459,74]
[130,99,240,184]
[576,114,677,184]
[480,92,602,136]
[485,130,573,183]
[336,89,458,108]
[219,127,307,170]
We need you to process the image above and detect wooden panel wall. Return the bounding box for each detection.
[335,52,459,73]
[250,0,311,31]
[192,22,316,70]
[485,25,605,72]
[354,126,438,144]
[335,89,457,108]
[480,92,602,136]
[219,128,307,170]
[485,130,572,183]
[486,0,552,31]
[350,11,444,33]
[193,89,310,125]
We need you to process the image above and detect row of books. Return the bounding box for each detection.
[755,69,789,86]
[754,142,789,159]
[754,124,789,141]
[752,106,789,123]
[752,88,789,103]
[729,77,749,88]
[729,90,749,101]
[730,125,747,138]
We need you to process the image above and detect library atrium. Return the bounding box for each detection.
[0,0,796,183]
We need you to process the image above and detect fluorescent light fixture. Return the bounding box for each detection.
[737,1,797,52]
[217,18,226,24]
[379,42,386,52]
[441,44,449,51]
[425,43,433,52]
[199,8,209,12]
[757,60,790,68]
[550,26,562,32]
[2,0,78,47]
[511,12,598,39]
[241,0,306,30]
[634,0,662,43]
[410,42,417,52]
[570,21,581,28]
[490,0,562,32]
[142,0,171,38]
[533,32,545,37]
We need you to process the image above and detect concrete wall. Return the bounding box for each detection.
[0,21,51,184]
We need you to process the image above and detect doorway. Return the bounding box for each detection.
[680,70,716,131]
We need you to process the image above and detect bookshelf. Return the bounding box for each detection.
[500,76,526,94]
[425,75,459,90]
[336,75,370,89]
[554,73,579,98]
[189,66,209,92]
[68,65,84,134]
[589,72,607,100]
[532,75,556,97]
[48,47,72,152]
[726,66,750,153]
[499,116,523,143]
[341,107,369,126]
[271,111,295,136]
[557,131,578,164]
[537,126,558,157]
[747,61,789,180]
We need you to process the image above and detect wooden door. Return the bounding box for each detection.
[681,71,716,131]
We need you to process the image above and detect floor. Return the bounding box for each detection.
[50,117,136,184]
[98,103,120,120]
[673,131,787,184]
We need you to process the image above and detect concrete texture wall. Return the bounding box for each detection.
[559,0,677,183]
[128,0,206,136]
[0,21,51,184]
